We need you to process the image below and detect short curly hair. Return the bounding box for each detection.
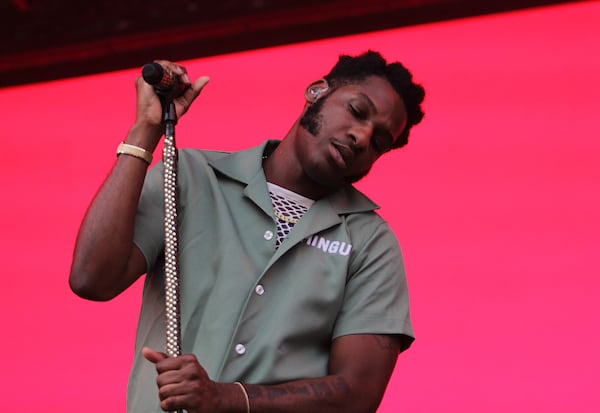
[323,50,425,149]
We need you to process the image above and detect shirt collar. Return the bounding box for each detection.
[206,140,380,215]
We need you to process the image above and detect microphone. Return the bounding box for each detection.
[141,62,188,99]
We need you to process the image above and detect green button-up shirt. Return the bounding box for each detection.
[128,140,413,412]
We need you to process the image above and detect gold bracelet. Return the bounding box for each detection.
[116,142,153,164]
[234,381,250,413]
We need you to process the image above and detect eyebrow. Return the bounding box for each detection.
[357,92,378,113]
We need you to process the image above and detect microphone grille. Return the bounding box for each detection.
[141,63,164,85]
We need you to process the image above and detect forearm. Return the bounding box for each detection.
[245,376,364,413]
[229,374,379,413]
[69,123,161,300]
[144,335,398,413]
[189,376,374,413]
[238,335,399,413]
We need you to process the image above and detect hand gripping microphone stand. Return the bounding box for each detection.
[142,63,184,413]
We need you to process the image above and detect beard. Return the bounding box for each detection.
[298,94,327,136]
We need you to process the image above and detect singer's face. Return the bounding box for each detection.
[295,76,407,189]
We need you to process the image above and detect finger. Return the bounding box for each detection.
[187,76,210,99]
[150,60,191,88]
[175,76,210,116]
[161,394,188,412]
[153,60,184,75]
[142,346,168,364]
[135,74,157,94]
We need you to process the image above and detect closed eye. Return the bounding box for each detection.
[372,132,393,153]
[371,136,384,153]
[349,104,367,119]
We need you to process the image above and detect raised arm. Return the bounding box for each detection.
[143,333,403,413]
[69,62,209,301]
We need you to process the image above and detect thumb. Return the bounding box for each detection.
[191,75,210,93]
[176,75,210,116]
[186,76,210,102]
[142,346,168,364]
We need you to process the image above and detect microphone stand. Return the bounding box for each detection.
[161,98,184,413]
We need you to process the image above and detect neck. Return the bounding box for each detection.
[263,124,332,200]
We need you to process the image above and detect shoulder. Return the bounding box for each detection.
[342,211,403,273]
[178,148,231,165]
[344,210,397,247]
[176,148,233,179]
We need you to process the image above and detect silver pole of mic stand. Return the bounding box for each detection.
[162,101,184,413]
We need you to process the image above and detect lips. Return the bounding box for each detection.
[330,141,354,169]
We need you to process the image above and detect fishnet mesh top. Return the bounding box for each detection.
[267,182,314,247]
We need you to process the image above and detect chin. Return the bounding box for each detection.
[305,168,341,191]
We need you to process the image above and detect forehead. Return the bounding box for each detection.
[338,76,407,137]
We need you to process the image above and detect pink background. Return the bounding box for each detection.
[1,1,599,411]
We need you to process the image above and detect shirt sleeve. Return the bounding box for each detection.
[332,218,414,352]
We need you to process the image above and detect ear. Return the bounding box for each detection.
[305,79,330,103]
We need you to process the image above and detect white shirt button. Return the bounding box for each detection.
[255,285,265,295]
[264,230,274,240]
[235,344,246,355]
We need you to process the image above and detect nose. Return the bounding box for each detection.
[349,121,374,150]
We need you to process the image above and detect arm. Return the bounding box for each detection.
[246,333,401,413]
[69,62,209,301]
[143,333,402,413]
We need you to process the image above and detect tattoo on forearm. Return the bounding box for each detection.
[287,383,310,396]
[266,386,287,401]
[245,377,351,404]
[246,385,263,401]
[331,376,351,396]
[310,381,333,398]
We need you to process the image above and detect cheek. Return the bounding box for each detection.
[319,105,352,133]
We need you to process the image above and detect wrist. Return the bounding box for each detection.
[234,382,250,413]
[125,122,163,152]
[116,142,153,164]
[215,382,250,413]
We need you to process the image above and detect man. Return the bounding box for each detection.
[70,50,425,413]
